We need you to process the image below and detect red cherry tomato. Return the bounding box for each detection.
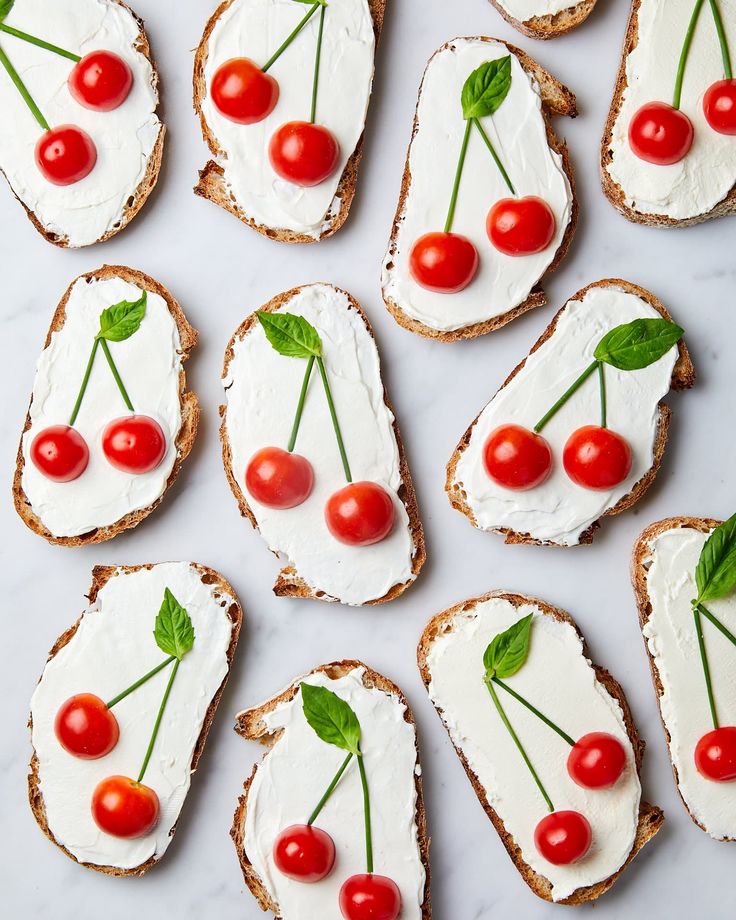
[325,481,395,546]
[339,873,402,920]
[694,727,736,782]
[35,125,97,185]
[30,425,89,482]
[567,732,627,789]
[210,57,279,124]
[91,775,160,838]
[408,231,479,293]
[102,415,166,475]
[68,50,133,112]
[703,79,736,135]
[54,693,119,760]
[273,824,336,882]
[246,447,314,509]
[563,426,632,491]
[486,196,556,256]
[483,424,553,491]
[269,121,340,186]
[628,101,694,165]
[534,810,592,865]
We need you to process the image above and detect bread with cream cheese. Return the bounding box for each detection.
[489,0,597,40]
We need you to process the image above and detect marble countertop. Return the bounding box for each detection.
[1,0,733,917]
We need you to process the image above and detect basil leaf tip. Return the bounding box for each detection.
[301,682,361,755]
[461,56,512,121]
[594,317,683,371]
[695,513,736,604]
[97,290,148,342]
[154,587,195,660]
[483,613,533,680]
[257,311,323,359]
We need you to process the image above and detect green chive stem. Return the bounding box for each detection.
[106,656,176,710]
[674,0,706,109]
[0,23,80,61]
[137,658,180,783]
[316,356,351,482]
[598,361,608,429]
[473,117,516,196]
[262,1,321,73]
[692,604,719,730]
[307,752,353,825]
[697,602,736,648]
[68,339,99,427]
[357,750,374,873]
[443,119,473,234]
[493,677,575,747]
[0,43,49,130]
[309,3,326,124]
[288,356,315,452]
[98,337,135,412]
[708,0,733,79]
[534,360,599,434]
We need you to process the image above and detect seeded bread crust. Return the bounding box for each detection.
[489,0,597,40]
[417,590,664,904]
[27,562,244,876]
[446,278,695,545]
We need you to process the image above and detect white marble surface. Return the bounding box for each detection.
[0,0,733,917]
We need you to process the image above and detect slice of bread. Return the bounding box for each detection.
[28,562,243,876]
[446,279,695,546]
[220,284,425,605]
[382,37,578,342]
[231,660,432,918]
[193,0,386,243]
[489,0,597,40]
[418,590,664,904]
[13,264,199,546]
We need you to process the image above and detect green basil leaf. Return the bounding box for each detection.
[257,311,322,359]
[461,56,512,120]
[0,1,15,21]
[301,683,361,755]
[97,291,147,342]
[696,514,736,603]
[594,318,683,371]
[483,613,533,679]
[153,588,195,660]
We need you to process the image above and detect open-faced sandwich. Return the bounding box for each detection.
[488,0,597,40]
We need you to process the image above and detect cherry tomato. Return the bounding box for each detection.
[269,121,340,186]
[486,196,556,256]
[68,50,133,112]
[54,693,119,760]
[325,481,395,546]
[703,79,736,135]
[563,426,632,491]
[339,873,402,920]
[246,447,314,509]
[273,824,335,882]
[91,775,160,838]
[694,727,736,782]
[568,732,627,789]
[628,101,693,165]
[409,231,479,294]
[483,424,553,491]
[35,125,97,185]
[210,57,279,124]
[30,425,89,482]
[102,415,166,475]
[534,810,592,865]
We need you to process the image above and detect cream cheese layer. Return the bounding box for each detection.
[495,0,583,22]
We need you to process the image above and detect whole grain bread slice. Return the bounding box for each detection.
[382,37,578,342]
[231,659,432,918]
[28,562,244,876]
[489,0,597,40]
[219,284,425,605]
[13,264,200,546]
[446,278,695,545]
[193,0,386,243]
[417,590,664,905]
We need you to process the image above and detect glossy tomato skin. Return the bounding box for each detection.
[695,727,736,782]
[534,810,592,865]
[102,415,166,475]
[339,873,402,920]
[210,57,279,124]
[54,693,119,759]
[246,447,314,509]
[35,125,97,185]
[568,732,627,789]
[483,424,553,491]
[325,481,395,546]
[563,426,632,491]
[408,231,479,293]
[628,101,694,165]
[30,425,89,482]
[486,196,556,256]
[91,775,160,838]
[703,79,736,135]
[273,824,336,882]
[68,50,133,112]
[269,121,340,186]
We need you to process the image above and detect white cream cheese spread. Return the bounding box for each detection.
[495,0,583,22]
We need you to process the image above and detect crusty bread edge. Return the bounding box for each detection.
[417,590,664,905]
[230,659,432,919]
[27,562,244,876]
[489,0,597,40]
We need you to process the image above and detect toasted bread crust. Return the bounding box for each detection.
[193,0,386,243]
[382,37,578,342]
[446,278,695,545]
[27,562,244,876]
[417,590,664,904]
[489,0,597,40]
[230,660,432,918]
[12,264,200,547]
[219,284,425,605]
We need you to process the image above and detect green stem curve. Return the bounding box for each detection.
[0,23,80,62]
[692,603,719,730]
[0,43,49,130]
[357,750,373,873]
[708,0,733,79]
[309,3,326,124]
[106,657,176,709]
[674,0,706,109]
[98,337,134,412]
[493,677,575,747]
[534,360,599,434]
[308,752,353,825]
[316,356,351,482]
[444,119,472,234]
[473,117,516,196]
[288,356,315,452]
[262,1,321,73]
[137,658,180,783]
